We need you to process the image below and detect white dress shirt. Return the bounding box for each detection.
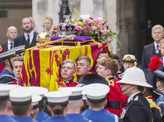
[154,42,160,54]
[162,57,164,66]
[24,30,35,45]
[8,40,14,50]
[127,91,141,103]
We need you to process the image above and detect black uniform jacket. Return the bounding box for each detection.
[123,92,152,122]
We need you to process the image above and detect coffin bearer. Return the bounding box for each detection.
[59,60,77,87]
[10,56,23,85]
[76,56,91,81]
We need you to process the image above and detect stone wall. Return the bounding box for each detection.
[118,0,147,61]
[0,0,32,42]
[32,0,60,32]
[104,0,118,54]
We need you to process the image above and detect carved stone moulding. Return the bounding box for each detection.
[0,0,32,9]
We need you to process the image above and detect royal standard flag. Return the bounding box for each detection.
[21,42,110,91]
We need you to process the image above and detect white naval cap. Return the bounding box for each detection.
[45,90,72,104]
[82,83,109,101]
[24,86,48,96]
[0,84,20,97]
[9,87,32,104]
[59,87,83,100]
[32,95,42,106]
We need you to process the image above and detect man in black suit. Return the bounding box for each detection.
[14,17,38,49]
[141,25,163,71]
[1,26,18,52]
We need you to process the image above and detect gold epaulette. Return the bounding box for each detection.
[106,76,115,86]
[0,45,3,52]
[119,73,124,79]
[146,96,161,112]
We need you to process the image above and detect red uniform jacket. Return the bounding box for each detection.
[0,62,4,73]
[65,82,77,87]
[106,76,128,116]
[8,81,18,85]
[58,79,77,87]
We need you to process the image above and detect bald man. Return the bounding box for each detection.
[2,26,18,51]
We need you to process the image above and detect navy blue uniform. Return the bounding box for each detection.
[14,116,37,122]
[66,114,90,122]
[0,69,16,83]
[122,93,152,122]
[36,111,50,121]
[42,116,72,122]
[82,109,118,122]
[156,94,164,116]
[0,115,17,122]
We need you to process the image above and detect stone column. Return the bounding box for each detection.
[32,0,47,32]
[69,0,81,18]
[80,0,119,54]
[80,0,105,18]
[32,0,59,32]
[104,0,119,54]
[92,0,105,18]
[48,0,60,25]
[117,0,146,59]
[80,0,94,16]
[117,0,129,54]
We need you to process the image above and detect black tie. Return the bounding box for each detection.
[156,44,160,54]
[10,42,14,50]
[27,34,30,43]
[157,44,160,50]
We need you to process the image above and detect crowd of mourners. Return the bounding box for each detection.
[0,16,164,122]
